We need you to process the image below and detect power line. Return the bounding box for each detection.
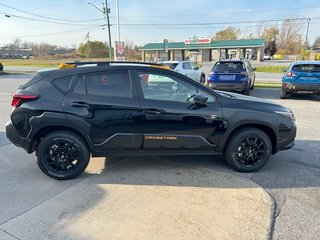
[0,2,104,23]
[117,5,320,18]
[118,17,320,27]
[0,26,102,40]
[0,10,103,27]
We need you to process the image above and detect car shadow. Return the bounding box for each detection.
[83,139,320,190]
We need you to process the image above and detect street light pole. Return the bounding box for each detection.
[116,0,120,41]
[88,2,112,60]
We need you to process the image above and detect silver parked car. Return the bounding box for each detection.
[160,61,206,83]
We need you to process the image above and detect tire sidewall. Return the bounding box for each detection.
[37,132,90,180]
[226,129,271,172]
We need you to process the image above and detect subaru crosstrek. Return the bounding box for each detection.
[281,61,320,99]
[208,59,256,95]
[6,61,296,180]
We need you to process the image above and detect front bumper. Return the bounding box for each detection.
[208,82,247,92]
[276,123,297,152]
[5,121,32,153]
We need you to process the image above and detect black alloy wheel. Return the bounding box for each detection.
[37,131,90,180]
[225,127,272,172]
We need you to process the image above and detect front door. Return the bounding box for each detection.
[133,70,223,151]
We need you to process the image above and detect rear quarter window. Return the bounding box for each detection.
[52,76,72,92]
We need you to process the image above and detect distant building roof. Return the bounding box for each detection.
[140,39,265,50]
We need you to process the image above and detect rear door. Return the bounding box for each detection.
[63,70,143,152]
[133,69,224,151]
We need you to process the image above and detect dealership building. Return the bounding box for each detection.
[140,38,265,62]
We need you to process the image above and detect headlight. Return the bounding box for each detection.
[275,110,295,122]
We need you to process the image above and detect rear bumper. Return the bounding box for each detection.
[208,82,247,92]
[5,121,32,153]
[282,83,320,93]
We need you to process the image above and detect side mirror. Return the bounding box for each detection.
[252,67,256,71]
[194,94,208,105]
[282,68,287,72]
[193,66,199,70]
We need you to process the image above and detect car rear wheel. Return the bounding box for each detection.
[225,127,272,172]
[36,131,90,180]
[200,74,205,84]
[250,76,255,90]
[280,90,288,99]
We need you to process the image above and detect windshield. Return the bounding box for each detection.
[291,64,320,72]
[213,62,245,72]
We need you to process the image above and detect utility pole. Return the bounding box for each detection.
[103,0,113,60]
[85,32,90,60]
[304,18,311,49]
[88,1,112,60]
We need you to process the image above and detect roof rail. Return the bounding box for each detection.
[64,61,166,67]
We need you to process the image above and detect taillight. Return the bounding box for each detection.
[11,93,39,107]
[286,72,296,77]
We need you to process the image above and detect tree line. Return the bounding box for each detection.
[211,17,320,56]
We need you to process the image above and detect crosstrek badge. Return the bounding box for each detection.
[145,136,177,140]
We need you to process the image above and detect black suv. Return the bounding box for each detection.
[6,61,296,180]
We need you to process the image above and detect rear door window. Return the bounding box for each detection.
[182,62,192,70]
[53,76,72,92]
[86,71,132,98]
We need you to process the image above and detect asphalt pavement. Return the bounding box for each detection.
[0,73,320,240]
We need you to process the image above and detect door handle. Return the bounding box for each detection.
[143,110,162,115]
[71,102,91,109]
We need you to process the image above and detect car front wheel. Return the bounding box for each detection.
[225,127,272,172]
[36,131,90,180]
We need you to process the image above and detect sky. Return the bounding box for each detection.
[0,0,320,48]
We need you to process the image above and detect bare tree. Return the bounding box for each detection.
[278,17,304,55]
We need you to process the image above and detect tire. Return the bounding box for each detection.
[250,76,255,90]
[225,127,272,172]
[280,90,288,99]
[200,74,205,84]
[243,88,250,95]
[36,131,90,180]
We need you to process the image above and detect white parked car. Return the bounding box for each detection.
[159,61,206,83]
[263,54,272,60]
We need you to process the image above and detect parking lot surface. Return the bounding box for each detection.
[0,73,319,240]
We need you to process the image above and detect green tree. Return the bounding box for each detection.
[78,41,109,58]
[213,27,240,40]
[265,40,277,56]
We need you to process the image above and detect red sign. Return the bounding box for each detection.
[184,38,211,45]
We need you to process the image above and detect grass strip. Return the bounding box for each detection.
[255,65,288,73]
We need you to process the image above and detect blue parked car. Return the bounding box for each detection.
[281,61,320,99]
[207,59,256,95]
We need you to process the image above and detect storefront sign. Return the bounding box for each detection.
[184,38,211,45]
